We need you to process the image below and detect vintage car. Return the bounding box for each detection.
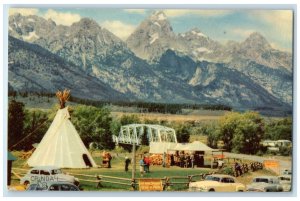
[246,176,283,192]
[278,175,292,192]
[26,181,80,191]
[188,174,246,192]
[282,169,292,175]
[20,166,79,187]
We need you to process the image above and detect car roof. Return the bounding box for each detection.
[30,181,76,186]
[278,175,292,178]
[207,174,235,179]
[253,176,278,179]
[30,166,61,171]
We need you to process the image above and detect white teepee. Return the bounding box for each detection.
[27,107,97,168]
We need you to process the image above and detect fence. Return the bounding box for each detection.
[67,172,135,189]
[67,172,219,191]
[11,162,263,191]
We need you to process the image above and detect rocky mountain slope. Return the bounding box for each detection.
[8,12,293,110]
[8,36,126,101]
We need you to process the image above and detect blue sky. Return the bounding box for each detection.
[9,8,293,52]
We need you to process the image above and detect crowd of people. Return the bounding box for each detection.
[123,153,263,178]
[170,151,205,168]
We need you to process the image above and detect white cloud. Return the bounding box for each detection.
[9,8,39,16]
[270,42,291,52]
[124,9,146,14]
[249,10,293,51]
[43,9,81,26]
[101,20,136,40]
[250,10,292,40]
[232,28,256,38]
[163,9,233,18]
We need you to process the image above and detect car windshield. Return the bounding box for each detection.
[254,178,269,183]
[205,175,221,182]
[51,169,63,175]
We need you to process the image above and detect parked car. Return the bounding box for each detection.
[20,166,79,186]
[282,169,292,175]
[246,176,283,192]
[278,175,292,192]
[188,174,246,192]
[26,181,80,191]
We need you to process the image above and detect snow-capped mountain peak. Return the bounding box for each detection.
[188,28,208,38]
[150,11,167,21]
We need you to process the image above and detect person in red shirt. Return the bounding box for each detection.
[144,156,151,173]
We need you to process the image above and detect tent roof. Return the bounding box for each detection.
[149,142,177,154]
[149,141,216,154]
[171,141,215,152]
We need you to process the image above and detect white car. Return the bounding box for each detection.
[278,175,292,192]
[26,181,80,191]
[189,174,246,192]
[246,176,283,192]
[20,166,79,186]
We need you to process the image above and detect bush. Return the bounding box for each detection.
[137,145,150,154]
[220,167,234,176]
[279,146,292,156]
[114,145,129,153]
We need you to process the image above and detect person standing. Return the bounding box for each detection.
[180,152,185,168]
[191,154,195,168]
[139,158,145,177]
[107,152,112,168]
[125,156,131,172]
[162,152,166,168]
[144,156,150,173]
[217,159,224,169]
[170,154,175,166]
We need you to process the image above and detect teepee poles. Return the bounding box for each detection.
[56,89,71,109]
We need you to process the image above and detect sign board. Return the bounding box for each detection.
[264,160,279,168]
[213,154,225,159]
[139,178,163,191]
[263,160,280,175]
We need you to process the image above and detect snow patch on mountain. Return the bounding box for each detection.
[22,31,39,41]
[191,30,207,38]
[196,47,211,53]
[150,33,159,44]
[154,22,161,28]
[188,67,202,86]
[28,18,35,22]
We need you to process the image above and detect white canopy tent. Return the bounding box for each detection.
[173,141,215,152]
[149,141,215,154]
[27,107,97,168]
[149,142,178,154]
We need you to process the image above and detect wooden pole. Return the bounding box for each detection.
[211,152,213,169]
[132,143,136,179]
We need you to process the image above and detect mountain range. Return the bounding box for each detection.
[8,11,293,112]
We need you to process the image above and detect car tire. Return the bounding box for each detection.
[209,189,215,192]
[238,190,243,192]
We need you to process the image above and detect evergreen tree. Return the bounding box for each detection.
[175,124,190,143]
[8,100,25,150]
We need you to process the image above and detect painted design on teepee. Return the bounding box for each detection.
[27,90,97,168]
